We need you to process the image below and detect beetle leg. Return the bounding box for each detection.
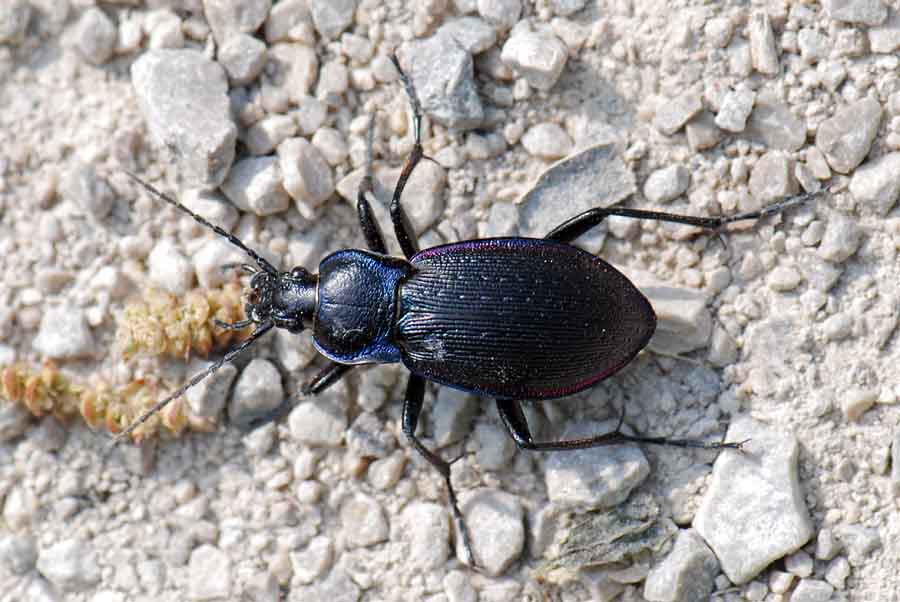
[401,375,477,566]
[388,55,425,259]
[357,113,389,254]
[544,191,816,243]
[496,399,743,451]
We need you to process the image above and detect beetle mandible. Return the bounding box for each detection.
[119,55,813,565]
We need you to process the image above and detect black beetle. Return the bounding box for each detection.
[119,56,812,565]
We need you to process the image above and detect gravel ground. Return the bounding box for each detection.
[1,1,900,601]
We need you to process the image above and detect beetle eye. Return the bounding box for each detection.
[291,267,310,279]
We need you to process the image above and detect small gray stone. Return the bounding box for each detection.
[221,156,290,216]
[815,97,883,174]
[848,152,900,216]
[501,30,568,91]
[265,0,312,43]
[310,0,357,39]
[654,92,703,135]
[478,0,521,29]
[715,87,756,132]
[278,137,335,219]
[311,127,349,166]
[228,358,283,427]
[289,395,347,446]
[789,579,834,602]
[685,111,723,151]
[817,213,862,263]
[518,144,635,236]
[824,0,888,26]
[481,201,519,237]
[340,493,388,548]
[316,60,349,102]
[458,488,524,575]
[785,549,814,577]
[34,306,94,359]
[399,33,484,130]
[444,570,477,602]
[292,568,360,602]
[188,544,231,600]
[869,12,900,53]
[36,540,101,592]
[193,237,248,289]
[244,114,297,156]
[183,188,240,232]
[644,165,690,203]
[825,556,850,589]
[346,412,395,458]
[439,17,497,54]
[474,422,516,470]
[132,50,236,187]
[63,164,114,219]
[185,359,238,419]
[368,450,406,490]
[550,0,587,16]
[400,502,450,569]
[290,536,333,584]
[76,8,117,65]
[749,151,797,204]
[748,11,779,75]
[632,271,712,354]
[694,416,814,584]
[148,239,194,295]
[203,0,271,44]
[376,160,447,233]
[0,0,31,45]
[432,387,478,447]
[293,96,328,135]
[815,527,842,560]
[0,405,31,442]
[267,43,319,103]
[545,420,649,506]
[768,265,804,292]
[0,534,37,575]
[218,33,267,86]
[643,529,718,602]
[521,122,572,159]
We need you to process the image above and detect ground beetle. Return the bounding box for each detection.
[119,56,812,565]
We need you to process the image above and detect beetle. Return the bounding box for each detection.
[118,56,812,565]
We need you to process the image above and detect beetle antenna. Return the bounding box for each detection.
[125,172,278,276]
[109,321,274,446]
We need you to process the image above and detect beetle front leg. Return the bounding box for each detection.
[496,399,743,451]
[387,55,426,259]
[401,375,476,566]
[357,114,389,254]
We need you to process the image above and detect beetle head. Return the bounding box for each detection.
[244,266,318,334]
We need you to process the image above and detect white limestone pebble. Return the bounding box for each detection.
[458,488,524,575]
[815,97,883,174]
[768,265,804,292]
[749,151,797,203]
[521,122,572,159]
[841,387,877,422]
[789,579,834,602]
[33,306,94,360]
[268,44,319,103]
[817,213,862,263]
[311,127,349,166]
[132,50,237,187]
[244,114,297,156]
[192,237,248,289]
[0,405,31,443]
[228,358,283,427]
[432,387,478,447]
[265,0,312,43]
[643,529,718,602]
[644,165,690,203]
[0,0,31,45]
[148,239,194,295]
[288,395,347,446]
[824,0,888,26]
[278,137,335,219]
[869,13,900,53]
[62,164,115,219]
[715,87,756,132]
[439,17,497,54]
[188,544,231,600]
[203,0,271,44]
[221,156,290,216]
[478,0,522,29]
[632,271,712,354]
[748,11,779,75]
[340,493,389,548]
[76,8,117,65]
[310,0,357,39]
[36,539,101,593]
[745,95,806,152]
[218,33,267,86]
[544,420,649,506]
[693,416,814,585]
[501,30,568,91]
[290,536,333,584]
[0,535,37,575]
[848,152,900,216]
[654,92,703,135]
[184,359,238,419]
[400,502,450,569]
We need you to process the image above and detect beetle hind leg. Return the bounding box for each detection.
[401,375,477,566]
[496,398,743,451]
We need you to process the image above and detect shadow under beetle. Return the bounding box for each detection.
[119,56,813,566]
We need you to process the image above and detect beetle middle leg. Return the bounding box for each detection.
[544,192,814,243]
[496,398,742,452]
[401,374,477,565]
